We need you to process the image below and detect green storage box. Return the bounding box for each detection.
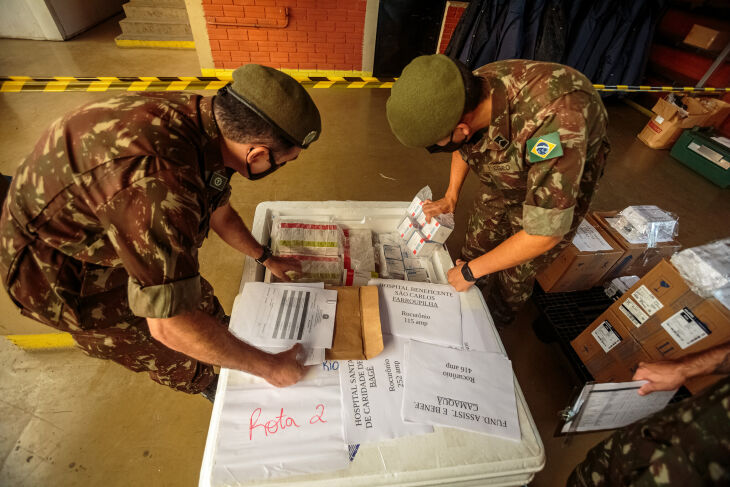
[670,127,730,188]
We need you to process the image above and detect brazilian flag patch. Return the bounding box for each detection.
[526,131,563,163]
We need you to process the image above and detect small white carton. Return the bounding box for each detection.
[397,215,418,241]
[406,186,432,220]
[406,230,441,258]
[420,213,454,244]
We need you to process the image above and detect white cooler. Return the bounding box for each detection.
[200,201,545,487]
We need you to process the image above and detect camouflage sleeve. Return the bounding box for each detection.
[97,159,205,318]
[522,92,590,237]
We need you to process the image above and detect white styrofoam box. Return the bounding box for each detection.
[202,201,545,487]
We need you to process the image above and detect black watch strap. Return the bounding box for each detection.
[255,245,272,265]
[461,262,476,282]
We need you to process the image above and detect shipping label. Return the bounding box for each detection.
[619,298,650,327]
[661,308,710,350]
[592,320,623,353]
[572,219,613,252]
[631,285,664,316]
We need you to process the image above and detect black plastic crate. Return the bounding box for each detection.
[532,283,614,343]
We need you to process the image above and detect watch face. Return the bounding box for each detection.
[461,262,475,282]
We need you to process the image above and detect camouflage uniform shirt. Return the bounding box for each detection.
[459,60,610,237]
[0,93,231,328]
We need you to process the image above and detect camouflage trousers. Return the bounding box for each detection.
[2,237,225,395]
[460,188,582,326]
[568,377,730,486]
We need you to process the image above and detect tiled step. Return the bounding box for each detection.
[119,18,192,37]
[114,33,195,49]
[126,0,186,8]
[123,4,189,21]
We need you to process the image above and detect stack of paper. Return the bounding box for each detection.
[212,369,349,483]
[368,278,463,348]
[401,341,521,441]
[230,282,338,365]
[338,335,433,444]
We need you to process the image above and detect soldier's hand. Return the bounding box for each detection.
[423,196,456,223]
[447,259,475,292]
[265,256,303,282]
[264,343,307,387]
[633,360,687,395]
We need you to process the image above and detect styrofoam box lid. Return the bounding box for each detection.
[200,202,545,487]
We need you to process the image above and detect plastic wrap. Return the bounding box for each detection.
[608,205,678,248]
[342,228,375,273]
[420,212,454,244]
[271,217,344,257]
[670,238,730,300]
[406,186,432,220]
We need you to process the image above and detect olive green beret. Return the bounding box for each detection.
[386,54,465,148]
[229,64,321,148]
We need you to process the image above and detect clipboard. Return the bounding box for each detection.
[555,381,676,439]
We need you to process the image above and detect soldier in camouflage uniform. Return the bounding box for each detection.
[0,64,321,396]
[387,55,609,325]
[569,341,730,486]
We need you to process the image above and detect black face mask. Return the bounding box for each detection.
[245,150,286,181]
[426,128,487,154]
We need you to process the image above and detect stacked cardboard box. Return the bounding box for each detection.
[537,215,624,292]
[591,211,681,280]
[571,259,730,393]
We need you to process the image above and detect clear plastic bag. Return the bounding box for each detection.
[609,205,678,248]
[270,217,344,258]
[670,238,730,298]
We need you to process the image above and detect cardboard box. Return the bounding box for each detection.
[537,216,624,292]
[637,96,730,149]
[683,24,730,52]
[576,259,730,393]
[571,307,651,382]
[325,286,384,360]
[638,97,710,149]
[591,211,681,279]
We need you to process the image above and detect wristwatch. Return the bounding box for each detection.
[461,261,477,282]
[255,245,272,265]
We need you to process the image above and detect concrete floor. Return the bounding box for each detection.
[2,16,729,487]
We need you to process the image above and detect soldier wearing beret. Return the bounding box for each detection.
[387,54,610,326]
[0,64,321,399]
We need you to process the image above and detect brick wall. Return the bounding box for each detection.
[438,3,465,54]
[202,0,367,72]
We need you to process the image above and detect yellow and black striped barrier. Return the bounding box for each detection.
[1,76,729,93]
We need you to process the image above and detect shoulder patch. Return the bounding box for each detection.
[526,131,563,163]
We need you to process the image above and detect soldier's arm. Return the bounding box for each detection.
[210,202,266,258]
[147,310,305,387]
[210,202,301,279]
[633,341,730,395]
[423,150,470,220]
[467,231,562,278]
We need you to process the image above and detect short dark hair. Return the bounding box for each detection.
[453,59,484,116]
[214,90,295,153]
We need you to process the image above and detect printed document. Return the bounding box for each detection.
[562,381,675,433]
[459,288,502,354]
[230,282,338,348]
[401,341,520,441]
[368,279,462,347]
[339,335,433,444]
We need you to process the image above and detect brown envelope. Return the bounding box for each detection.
[325,286,384,360]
